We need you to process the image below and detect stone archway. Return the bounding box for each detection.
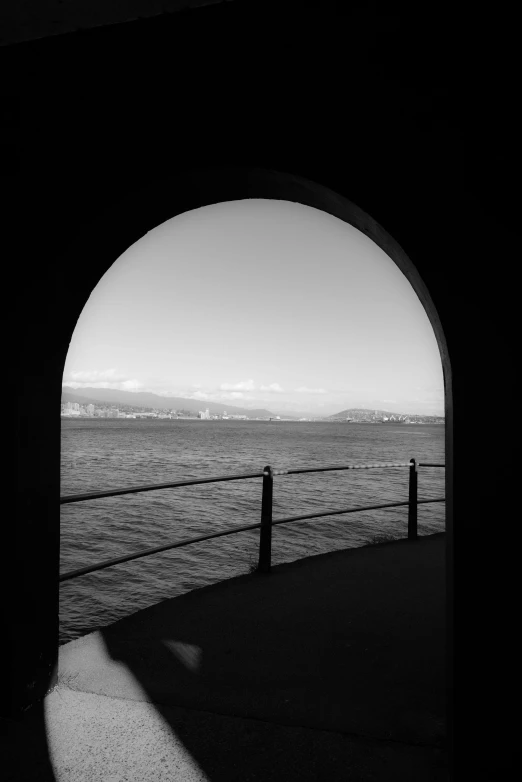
[16,165,451,719]
[52,166,452,777]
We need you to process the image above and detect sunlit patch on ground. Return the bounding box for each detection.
[45,687,210,782]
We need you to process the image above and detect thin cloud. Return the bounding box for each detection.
[64,369,144,391]
[220,379,255,391]
[407,399,442,406]
[68,369,124,382]
[190,391,211,400]
[260,383,284,393]
[186,390,246,402]
[295,386,328,394]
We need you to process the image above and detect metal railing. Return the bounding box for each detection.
[59,458,445,582]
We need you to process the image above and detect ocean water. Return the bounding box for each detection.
[60,419,445,644]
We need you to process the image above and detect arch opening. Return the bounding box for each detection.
[59,170,451,643]
[49,167,453,779]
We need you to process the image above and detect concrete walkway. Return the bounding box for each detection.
[6,534,449,781]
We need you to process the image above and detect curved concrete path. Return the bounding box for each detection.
[6,534,448,781]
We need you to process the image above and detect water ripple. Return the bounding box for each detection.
[60,420,445,643]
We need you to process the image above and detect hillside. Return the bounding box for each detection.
[327,407,444,423]
[61,386,275,418]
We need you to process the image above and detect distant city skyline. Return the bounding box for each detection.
[63,200,444,417]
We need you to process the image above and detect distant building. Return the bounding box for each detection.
[61,401,81,415]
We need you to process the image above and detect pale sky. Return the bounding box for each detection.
[63,199,444,416]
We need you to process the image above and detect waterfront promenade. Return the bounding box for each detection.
[6,533,448,781]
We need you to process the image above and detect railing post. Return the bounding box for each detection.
[258,465,273,573]
[408,458,418,540]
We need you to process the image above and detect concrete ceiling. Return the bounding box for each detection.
[0,0,235,46]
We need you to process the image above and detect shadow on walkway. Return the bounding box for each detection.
[55,534,448,780]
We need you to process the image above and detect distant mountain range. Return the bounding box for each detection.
[61,388,443,422]
[61,386,276,418]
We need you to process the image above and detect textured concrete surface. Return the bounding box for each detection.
[44,688,209,782]
[0,1,229,46]
[59,534,447,744]
[4,535,448,780]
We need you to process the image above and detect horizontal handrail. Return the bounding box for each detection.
[61,461,444,504]
[272,497,446,527]
[272,461,413,476]
[59,520,263,582]
[60,471,265,504]
[59,496,445,582]
[60,458,445,583]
